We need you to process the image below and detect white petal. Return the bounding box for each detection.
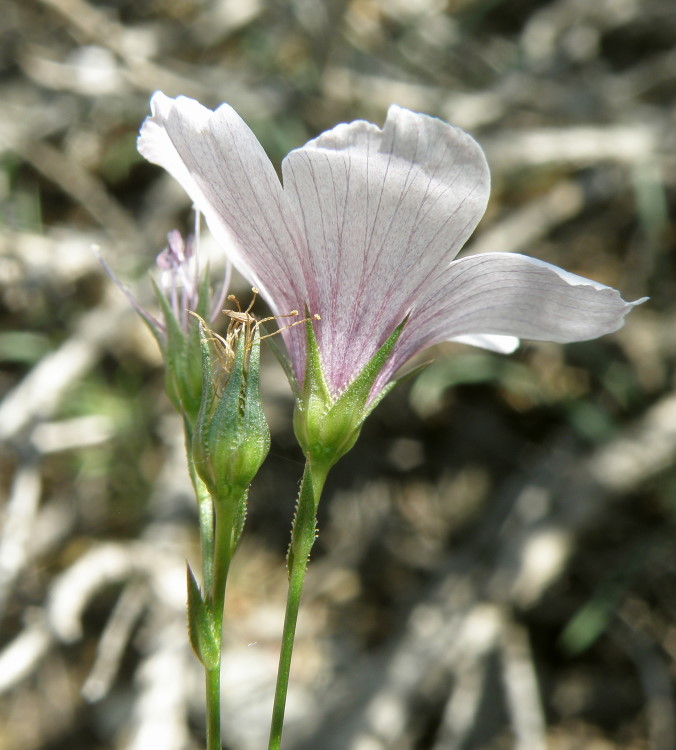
[451,334,520,353]
[386,252,645,382]
[281,104,490,394]
[138,92,307,321]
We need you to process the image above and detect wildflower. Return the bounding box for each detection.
[101,226,230,422]
[138,94,644,464]
[102,227,227,341]
[138,96,647,747]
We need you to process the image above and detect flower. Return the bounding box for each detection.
[100,227,230,421]
[99,228,229,341]
[138,93,644,403]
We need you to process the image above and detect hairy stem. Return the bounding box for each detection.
[268,460,328,750]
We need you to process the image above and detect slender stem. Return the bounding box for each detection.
[184,425,223,749]
[203,490,245,750]
[187,445,245,750]
[268,460,329,750]
[205,664,221,750]
[268,549,308,750]
[211,499,237,631]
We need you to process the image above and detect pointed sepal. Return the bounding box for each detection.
[151,277,204,423]
[294,317,407,471]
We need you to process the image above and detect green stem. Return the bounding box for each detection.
[184,425,222,749]
[203,490,244,750]
[211,499,237,631]
[205,664,221,750]
[201,528,227,750]
[268,460,329,750]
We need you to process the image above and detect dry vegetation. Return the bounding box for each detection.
[1,0,675,749]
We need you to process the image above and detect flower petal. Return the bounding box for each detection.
[380,252,645,386]
[451,334,520,353]
[281,104,490,394]
[137,92,308,323]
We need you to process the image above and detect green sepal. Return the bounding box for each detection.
[186,563,220,670]
[132,301,165,351]
[293,317,333,460]
[294,316,407,472]
[339,316,409,424]
[194,265,212,320]
[192,318,218,456]
[183,267,213,412]
[151,277,203,424]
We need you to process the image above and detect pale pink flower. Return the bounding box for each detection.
[138,94,643,398]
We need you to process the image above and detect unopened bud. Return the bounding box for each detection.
[192,320,270,504]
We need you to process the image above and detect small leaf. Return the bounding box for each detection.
[152,277,201,418]
[186,564,220,670]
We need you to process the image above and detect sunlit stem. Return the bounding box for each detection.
[211,497,239,632]
[196,474,215,593]
[205,666,221,750]
[268,459,329,750]
[204,492,241,750]
[184,422,216,593]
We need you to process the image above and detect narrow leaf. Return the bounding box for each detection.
[186,564,220,670]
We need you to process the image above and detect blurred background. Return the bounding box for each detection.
[0,0,674,748]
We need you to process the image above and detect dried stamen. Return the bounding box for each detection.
[189,289,320,393]
[224,288,320,345]
[188,311,238,393]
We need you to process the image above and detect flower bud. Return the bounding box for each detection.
[155,283,205,424]
[99,229,230,428]
[192,321,270,504]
